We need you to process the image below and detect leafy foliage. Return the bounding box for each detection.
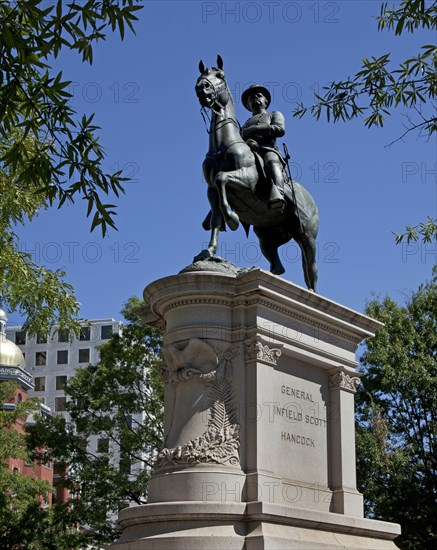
[393,216,437,244]
[293,0,436,243]
[0,382,49,506]
[1,501,88,550]
[294,1,436,139]
[0,132,81,336]
[0,0,142,334]
[356,267,437,549]
[0,0,142,233]
[27,297,164,543]
[0,381,86,549]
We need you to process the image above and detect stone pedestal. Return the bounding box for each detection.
[111,267,400,549]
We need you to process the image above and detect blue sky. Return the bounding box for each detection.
[12,0,437,324]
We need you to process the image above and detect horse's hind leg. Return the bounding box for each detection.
[297,233,318,292]
[254,228,285,276]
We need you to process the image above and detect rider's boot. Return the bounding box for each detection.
[225,208,240,231]
[202,210,212,230]
[202,209,226,231]
[266,162,286,210]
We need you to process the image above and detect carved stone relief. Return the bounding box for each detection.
[329,371,360,393]
[155,339,240,469]
[245,340,282,366]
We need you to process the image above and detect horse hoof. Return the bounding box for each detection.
[271,264,285,276]
[193,249,213,262]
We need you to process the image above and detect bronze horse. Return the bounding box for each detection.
[194,56,319,291]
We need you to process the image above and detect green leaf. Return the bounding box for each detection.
[2,25,14,48]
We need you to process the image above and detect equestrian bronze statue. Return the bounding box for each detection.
[194,56,319,291]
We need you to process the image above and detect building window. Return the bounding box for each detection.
[34,377,46,391]
[97,438,109,453]
[57,350,68,365]
[79,348,90,363]
[78,348,90,363]
[101,325,113,340]
[15,331,26,345]
[44,451,52,469]
[79,327,91,341]
[35,351,47,366]
[37,333,47,344]
[58,330,69,343]
[55,397,67,412]
[56,376,67,391]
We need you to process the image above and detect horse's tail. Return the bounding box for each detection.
[284,180,319,238]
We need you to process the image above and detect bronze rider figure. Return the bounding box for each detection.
[240,84,287,210]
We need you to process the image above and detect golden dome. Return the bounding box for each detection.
[0,337,26,369]
[0,310,25,369]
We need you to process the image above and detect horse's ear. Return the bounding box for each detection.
[217,55,224,70]
[199,60,206,74]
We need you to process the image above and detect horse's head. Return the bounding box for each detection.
[195,55,230,111]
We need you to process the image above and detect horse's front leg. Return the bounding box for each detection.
[194,188,224,261]
[215,171,240,231]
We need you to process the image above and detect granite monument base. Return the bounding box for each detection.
[113,501,399,549]
[110,265,400,549]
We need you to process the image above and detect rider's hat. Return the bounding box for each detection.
[241,84,271,111]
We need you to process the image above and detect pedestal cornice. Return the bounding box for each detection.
[140,269,383,347]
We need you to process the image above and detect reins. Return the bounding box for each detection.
[200,106,211,134]
[198,71,241,134]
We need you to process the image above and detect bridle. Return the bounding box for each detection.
[197,71,228,112]
[197,70,240,134]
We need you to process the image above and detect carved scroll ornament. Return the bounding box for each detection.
[329,371,360,393]
[245,340,282,365]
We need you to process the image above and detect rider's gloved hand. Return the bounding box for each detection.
[246,139,259,152]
